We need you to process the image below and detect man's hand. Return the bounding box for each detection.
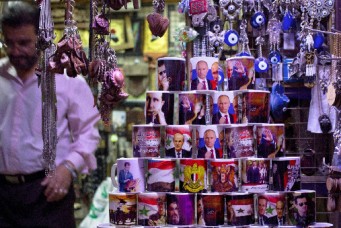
[160,77,169,91]
[41,163,73,202]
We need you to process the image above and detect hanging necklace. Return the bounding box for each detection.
[36,0,58,176]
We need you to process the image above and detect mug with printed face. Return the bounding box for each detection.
[166,193,195,226]
[209,159,239,192]
[109,192,137,226]
[226,56,255,91]
[255,123,285,159]
[164,125,193,158]
[271,157,301,191]
[257,192,286,226]
[287,190,316,227]
[241,157,271,193]
[190,56,223,91]
[145,91,174,125]
[157,57,186,91]
[197,193,225,226]
[137,192,166,226]
[111,158,145,193]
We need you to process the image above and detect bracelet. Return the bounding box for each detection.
[63,161,78,181]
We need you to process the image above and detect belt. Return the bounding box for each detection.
[0,170,46,184]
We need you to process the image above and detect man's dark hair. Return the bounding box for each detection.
[124,162,130,167]
[294,194,308,204]
[1,2,40,34]
[167,195,178,207]
[158,60,165,68]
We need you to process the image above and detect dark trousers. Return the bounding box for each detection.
[0,177,76,228]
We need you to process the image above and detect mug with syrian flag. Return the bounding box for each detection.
[271,157,301,191]
[209,159,239,192]
[132,125,163,158]
[197,193,225,226]
[111,158,146,193]
[164,125,193,158]
[137,192,166,226]
[256,192,286,226]
[223,124,255,158]
[146,158,176,192]
[241,158,271,193]
[179,158,207,193]
[225,192,255,226]
[166,193,195,226]
[109,192,137,226]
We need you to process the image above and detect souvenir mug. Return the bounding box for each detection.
[156,57,186,91]
[137,192,166,226]
[166,193,195,226]
[145,91,174,125]
[179,158,207,193]
[111,158,145,193]
[226,56,255,91]
[146,158,176,192]
[225,192,255,226]
[190,56,223,91]
[241,158,270,193]
[197,193,225,226]
[132,125,163,158]
[271,157,301,191]
[109,192,137,226]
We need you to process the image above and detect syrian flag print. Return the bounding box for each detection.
[138,195,159,220]
[165,126,192,151]
[147,159,176,192]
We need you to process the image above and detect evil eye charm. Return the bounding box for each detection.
[224,29,239,46]
[268,51,282,64]
[313,32,324,49]
[251,12,266,29]
[255,57,269,73]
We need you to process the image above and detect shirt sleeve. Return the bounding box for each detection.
[65,76,101,173]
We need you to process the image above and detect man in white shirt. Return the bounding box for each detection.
[0,3,100,227]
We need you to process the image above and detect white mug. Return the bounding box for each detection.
[111,158,145,193]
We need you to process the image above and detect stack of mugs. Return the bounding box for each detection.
[108,56,320,227]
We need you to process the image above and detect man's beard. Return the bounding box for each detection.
[9,53,39,72]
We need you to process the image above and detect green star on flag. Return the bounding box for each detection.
[237,208,244,213]
[139,205,150,217]
[266,205,274,215]
[166,137,172,147]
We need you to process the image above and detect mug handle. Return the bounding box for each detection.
[111,163,118,188]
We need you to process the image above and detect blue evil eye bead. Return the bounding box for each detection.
[282,11,294,31]
[314,33,324,49]
[268,51,282,64]
[237,52,251,57]
[255,57,270,73]
[224,29,239,46]
[251,12,266,29]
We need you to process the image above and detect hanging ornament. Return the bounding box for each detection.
[251,11,266,29]
[207,18,226,57]
[189,0,208,28]
[270,82,290,122]
[313,32,324,49]
[178,0,190,13]
[282,8,295,32]
[255,36,269,73]
[304,33,317,88]
[36,0,57,176]
[49,0,88,78]
[224,29,239,46]
[236,19,251,56]
[147,0,169,38]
